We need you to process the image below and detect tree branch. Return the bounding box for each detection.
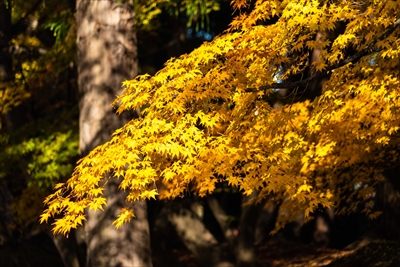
[13,0,43,30]
[245,18,400,93]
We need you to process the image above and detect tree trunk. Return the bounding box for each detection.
[0,0,11,82]
[0,0,13,249]
[206,195,236,248]
[236,193,261,267]
[375,167,400,240]
[255,199,280,245]
[159,199,235,267]
[76,0,152,266]
[45,228,82,267]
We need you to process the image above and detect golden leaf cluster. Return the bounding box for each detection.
[42,0,400,234]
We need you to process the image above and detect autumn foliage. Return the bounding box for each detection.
[41,0,400,235]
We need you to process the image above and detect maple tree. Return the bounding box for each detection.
[42,0,400,236]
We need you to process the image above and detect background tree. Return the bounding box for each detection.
[75,0,152,266]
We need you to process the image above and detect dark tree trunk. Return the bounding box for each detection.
[45,228,82,267]
[0,0,13,248]
[206,195,236,248]
[157,199,235,267]
[375,167,400,240]
[255,199,280,245]
[0,1,11,81]
[76,0,152,266]
[236,193,262,267]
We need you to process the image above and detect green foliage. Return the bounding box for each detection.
[177,0,221,31]
[0,111,79,189]
[0,108,79,230]
[2,130,78,188]
[43,10,74,44]
[0,0,77,235]
[135,0,221,30]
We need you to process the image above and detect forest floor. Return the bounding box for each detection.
[257,239,400,267]
[1,232,400,266]
[173,239,400,267]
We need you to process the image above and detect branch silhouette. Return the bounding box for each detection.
[245,18,400,92]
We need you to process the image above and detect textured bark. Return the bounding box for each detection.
[76,0,152,266]
[76,0,138,155]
